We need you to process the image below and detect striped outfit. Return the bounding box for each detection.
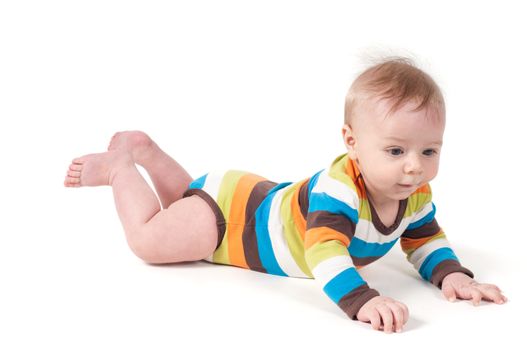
[182,153,473,319]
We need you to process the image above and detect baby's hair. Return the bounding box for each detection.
[344,56,445,125]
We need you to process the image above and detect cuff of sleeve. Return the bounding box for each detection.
[431,259,474,288]
[337,284,380,320]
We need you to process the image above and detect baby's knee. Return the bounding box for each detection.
[124,229,165,264]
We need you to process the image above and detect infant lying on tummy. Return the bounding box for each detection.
[64,57,507,333]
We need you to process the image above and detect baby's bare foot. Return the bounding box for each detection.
[64,150,134,187]
[107,130,158,166]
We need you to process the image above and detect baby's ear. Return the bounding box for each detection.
[342,124,358,159]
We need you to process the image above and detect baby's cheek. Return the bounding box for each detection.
[425,164,440,182]
[380,167,401,184]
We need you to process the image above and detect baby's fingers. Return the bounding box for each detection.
[442,282,457,302]
[367,310,382,331]
[470,288,483,306]
[376,304,394,334]
[478,285,508,304]
[395,301,410,324]
[387,303,405,332]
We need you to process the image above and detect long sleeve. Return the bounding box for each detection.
[400,199,474,288]
[305,174,379,320]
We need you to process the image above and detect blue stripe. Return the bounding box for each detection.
[348,237,399,258]
[407,203,436,230]
[188,174,208,190]
[418,247,458,281]
[254,186,287,277]
[267,181,293,195]
[308,192,359,223]
[307,170,323,196]
[323,267,366,303]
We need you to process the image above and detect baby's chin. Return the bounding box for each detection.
[388,194,411,202]
[390,185,419,200]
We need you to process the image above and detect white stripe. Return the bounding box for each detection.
[354,215,413,244]
[409,238,451,271]
[201,170,226,203]
[312,170,359,210]
[311,255,355,287]
[267,185,309,278]
[352,198,434,244]
[200,171,227,262]
[412,202,434,222]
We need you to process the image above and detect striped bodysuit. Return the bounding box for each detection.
[182,153,473,319]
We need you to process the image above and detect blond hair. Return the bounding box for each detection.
[344,57,445,125]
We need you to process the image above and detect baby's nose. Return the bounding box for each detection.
[403,155,424,174]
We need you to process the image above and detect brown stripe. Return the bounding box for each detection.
[241,180,278,273]
[351,255,382,267]
[337,284,380,320]
[368,197,408,235]
[182,188,226,250]
[298,179,309,219]
[431,259,474,288]
[306,210,356,242]
[402,218,441,239]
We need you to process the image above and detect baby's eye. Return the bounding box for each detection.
[423,149,437,156]
[388,148,403,156]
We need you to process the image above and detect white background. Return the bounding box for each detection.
[1,0,525,348]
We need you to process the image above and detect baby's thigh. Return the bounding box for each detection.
[139,195,219,263]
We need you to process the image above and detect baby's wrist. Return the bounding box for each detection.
[431,260,474,288]
[443,271,474,284]
[339,287,380,320]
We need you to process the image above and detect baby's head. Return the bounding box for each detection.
[342,57,445,206]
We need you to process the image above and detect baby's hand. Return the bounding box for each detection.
[441,272,508,306]
[356,296,409,334]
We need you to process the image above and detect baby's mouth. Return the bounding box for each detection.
[397,184,415,189]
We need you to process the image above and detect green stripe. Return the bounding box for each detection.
[213,170,247,264]
[405,190,432,218]
[305,240,349,271]
[328,154,357,190]
[359,198,372,221]
[280,183,313,277]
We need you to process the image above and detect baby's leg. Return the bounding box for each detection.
[64,150,218,263]
[107,131,192,209]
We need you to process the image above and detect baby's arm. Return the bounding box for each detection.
[305,183,407,333]
[400,195,507,305]
[399,204,474,287]
[304,214,408,333]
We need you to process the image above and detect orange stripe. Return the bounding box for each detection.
[415,183,431,194]
[228,173,267,268]
[400,230,444,251]
[305,226,351,250]
[345,157,366,199]
[291,179,308,240]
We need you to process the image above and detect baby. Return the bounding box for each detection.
[64,57,507,333]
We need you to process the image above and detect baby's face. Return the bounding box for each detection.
[343,98,445,207]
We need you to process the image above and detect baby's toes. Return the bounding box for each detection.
[64,163,82,187]
[72,157,85,164]
[69,163,82,172]
[64,175,81,187]
[67,170,80,178]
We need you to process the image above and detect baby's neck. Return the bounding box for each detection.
[367,193,401,228]
[365,188,398,211]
